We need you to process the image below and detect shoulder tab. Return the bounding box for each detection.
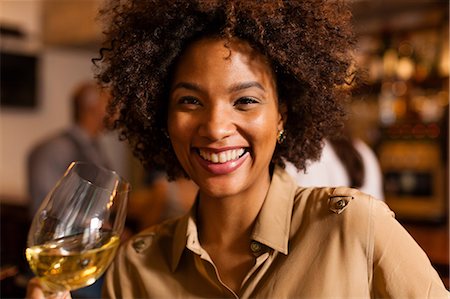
[131,232,156,253]
[328,187,358,214]
[129,227,160,253]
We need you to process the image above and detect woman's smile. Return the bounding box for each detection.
[195,147,249,175]
[197,147,246,163]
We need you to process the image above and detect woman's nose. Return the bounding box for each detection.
[198,106,235,141]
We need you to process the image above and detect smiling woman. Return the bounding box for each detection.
[26,1,449,298]
[95,1,350,180]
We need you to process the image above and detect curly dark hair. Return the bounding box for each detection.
[95,0,354,180]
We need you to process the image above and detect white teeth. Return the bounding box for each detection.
[199,148,245,164]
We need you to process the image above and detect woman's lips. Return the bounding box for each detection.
[195,148,249,175]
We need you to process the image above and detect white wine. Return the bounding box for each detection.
[26,233,119,291]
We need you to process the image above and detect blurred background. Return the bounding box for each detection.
[0,0,448,297]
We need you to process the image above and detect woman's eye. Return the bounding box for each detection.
[178,96,201,106]
[234,97,259,109]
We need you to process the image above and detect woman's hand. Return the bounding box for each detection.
[26,278,71,299]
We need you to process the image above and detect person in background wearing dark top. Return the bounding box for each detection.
[27,1,448,298]
[26,81,111,299]
[27,81,111,217]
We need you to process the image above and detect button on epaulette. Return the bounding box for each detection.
[328,195,353,214]
[132,233,155,253]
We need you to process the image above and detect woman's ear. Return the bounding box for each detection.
[278,103,287,130]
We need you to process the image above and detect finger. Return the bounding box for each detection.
[26,278,45,299]
[61,291,72,299]
[46,291,71,299]
[26,278,71,299]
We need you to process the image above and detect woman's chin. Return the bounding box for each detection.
[197,178,245,200]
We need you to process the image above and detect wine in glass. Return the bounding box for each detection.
[25,162,129,294]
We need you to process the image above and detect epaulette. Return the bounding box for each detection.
[327,187,359,214]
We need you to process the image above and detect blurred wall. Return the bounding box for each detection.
[1,49,97,203]
[0,1,104,204]
[0,0,41,39]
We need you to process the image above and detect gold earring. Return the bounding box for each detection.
[277,129,286,144]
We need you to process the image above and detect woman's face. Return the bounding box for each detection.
[168,38,283,198]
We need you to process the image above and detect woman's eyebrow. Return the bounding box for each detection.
[171,82,202,92]
[228,81,265,93]
[171,81,265,93]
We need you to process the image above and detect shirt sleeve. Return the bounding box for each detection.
[102,243,128,299]
[371,200,449,298]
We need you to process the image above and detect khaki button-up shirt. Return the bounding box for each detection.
[103,167,449,298]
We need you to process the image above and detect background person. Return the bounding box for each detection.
[27,81,111,217]
[285,134,385,200]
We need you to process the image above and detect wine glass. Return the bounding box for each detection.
[25,161,129,295]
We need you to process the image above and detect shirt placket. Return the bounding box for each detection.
[240,242,278,298]
[188,240,274,299]
[186,229,237,298]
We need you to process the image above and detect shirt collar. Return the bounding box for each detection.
[171,166,297,271]
[171,211,190,272]
[251,165,296,255]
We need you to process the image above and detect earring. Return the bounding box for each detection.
[277,129,286,144]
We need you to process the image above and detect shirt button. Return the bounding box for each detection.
[250,241,262,253]
[336,199,346,209]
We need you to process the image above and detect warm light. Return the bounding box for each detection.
[396,57,415,80]
[439,36,449,76]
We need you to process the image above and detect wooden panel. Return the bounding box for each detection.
[42,0,102,48]
[403,222,449,288]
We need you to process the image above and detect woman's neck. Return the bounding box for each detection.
[197,173,271,247]
[195,170,272,293]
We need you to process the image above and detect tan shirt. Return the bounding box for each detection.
[103,167,449,298]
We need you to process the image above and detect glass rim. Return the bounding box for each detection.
[66,161,131,194]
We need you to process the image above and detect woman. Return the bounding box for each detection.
[28,1,448,298]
